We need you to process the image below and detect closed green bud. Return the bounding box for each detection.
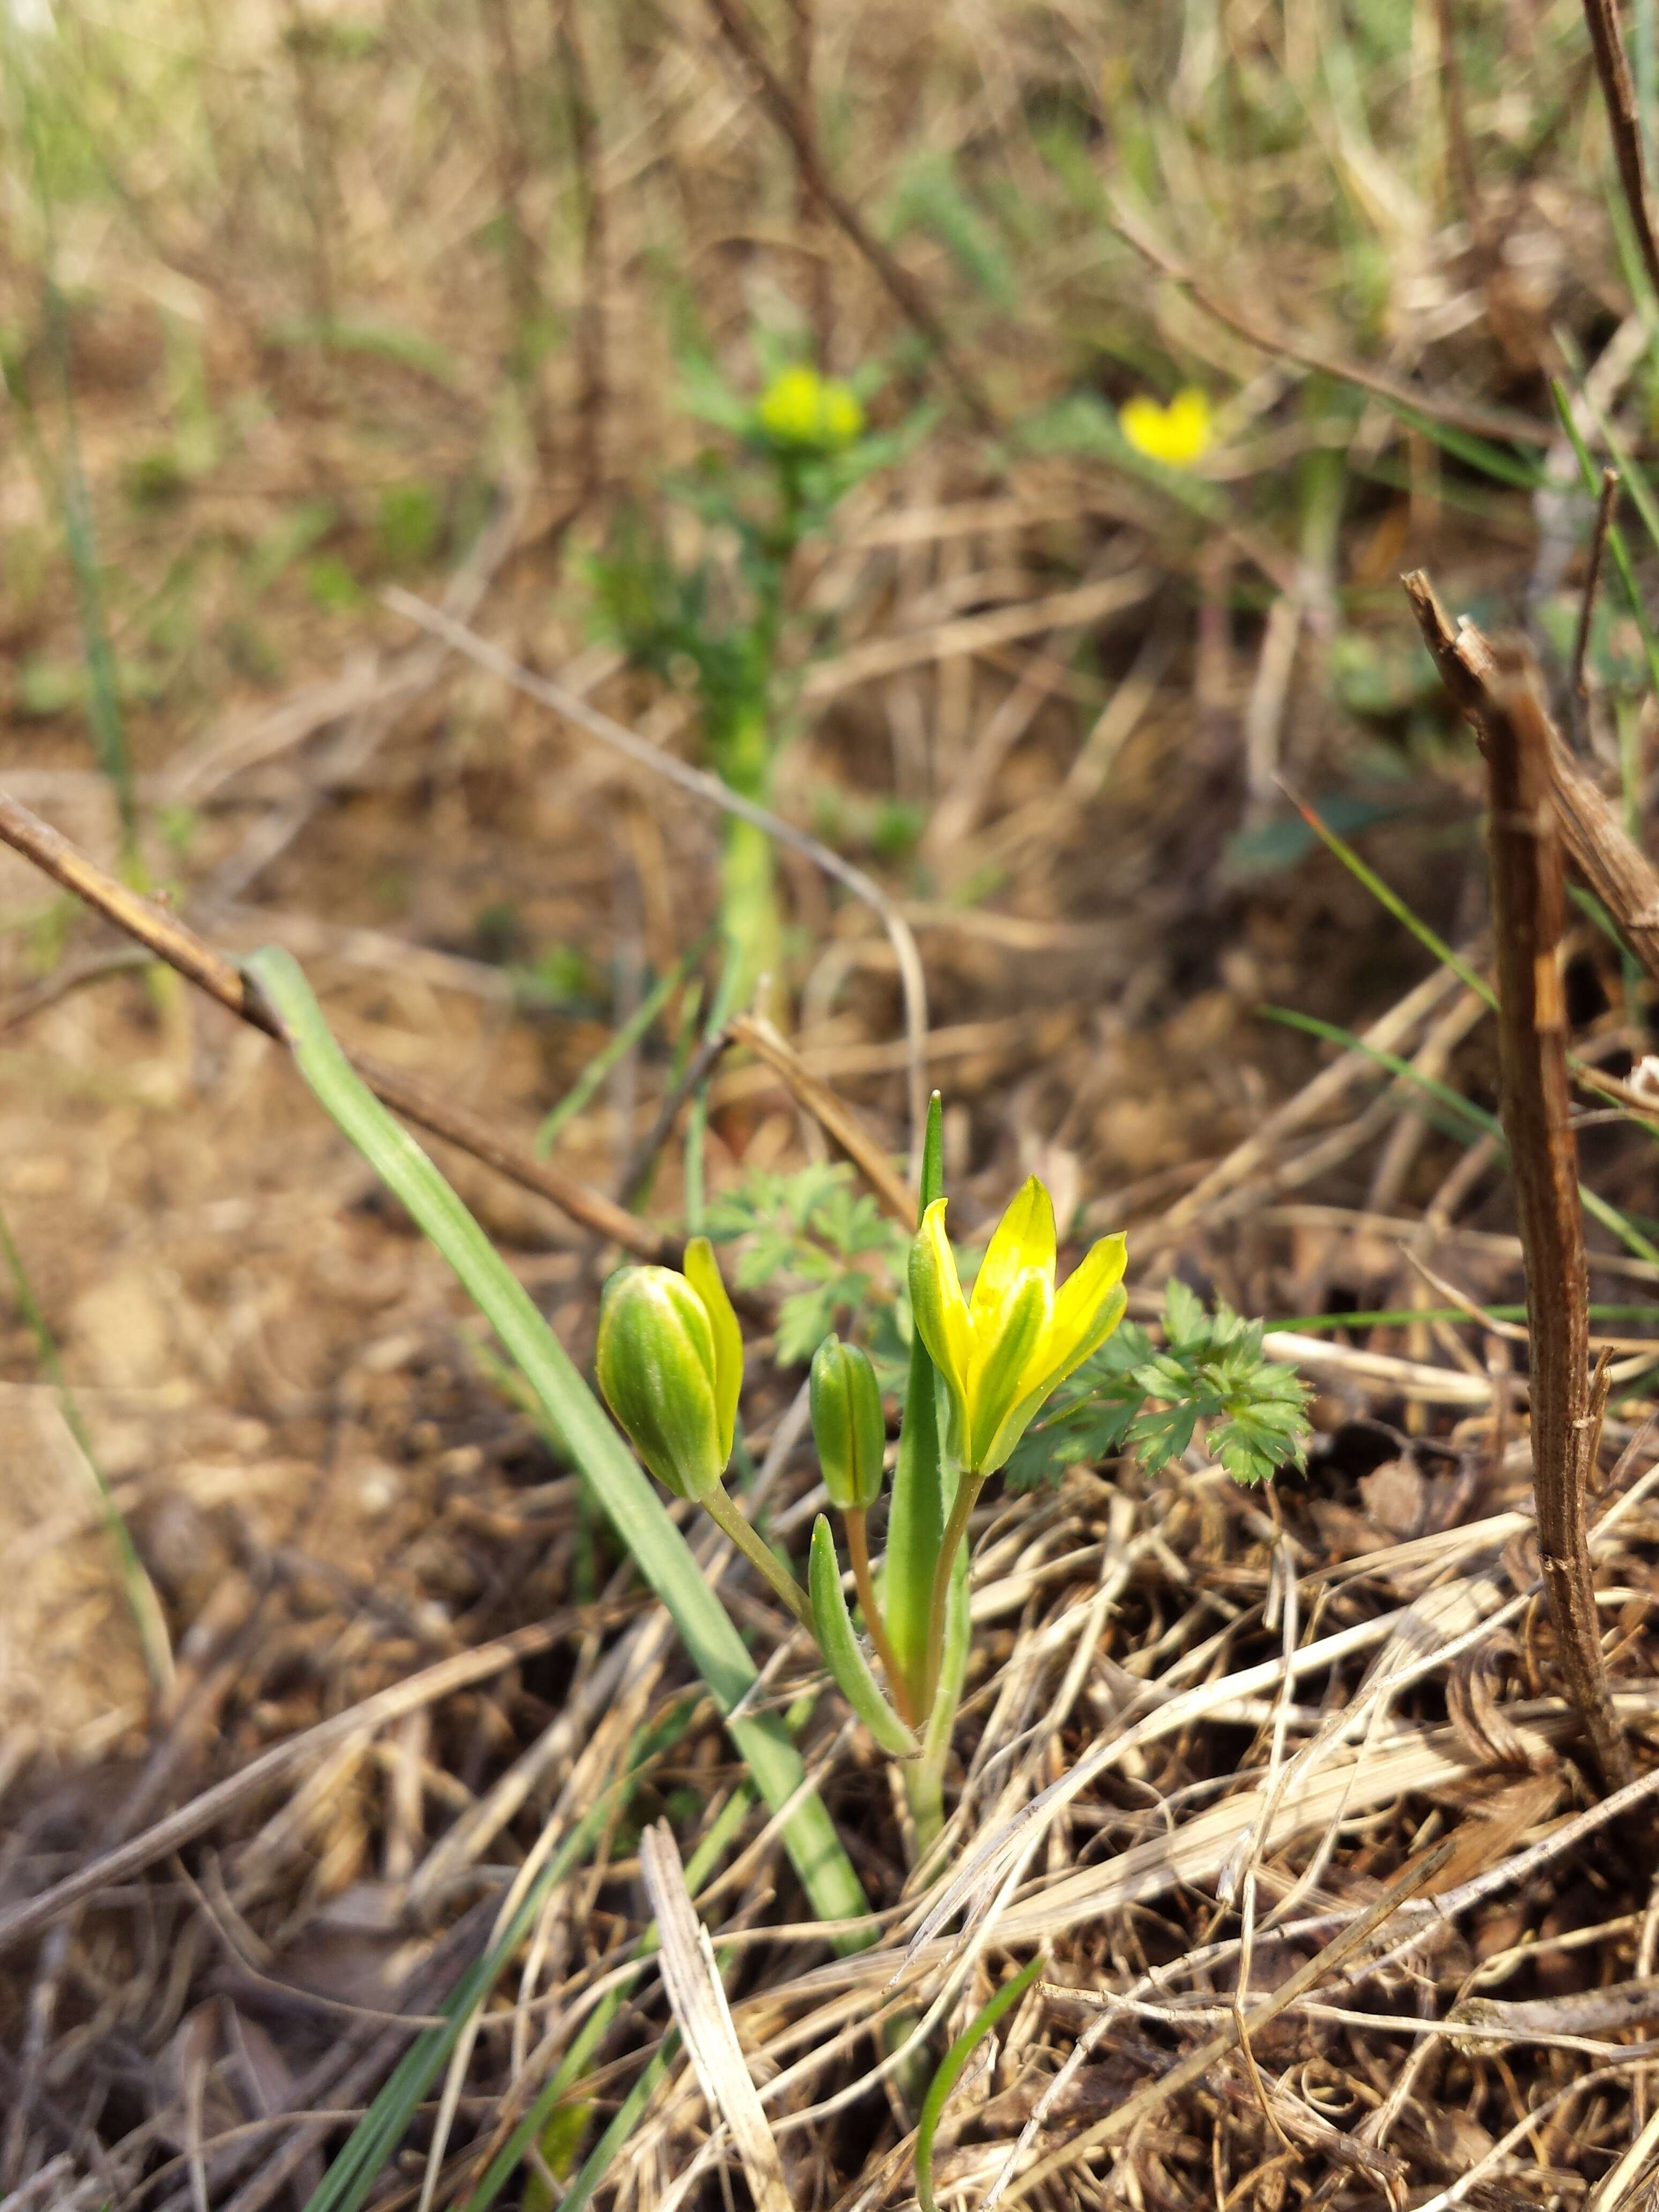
[810,1333,886,1511]
[595,1236,743,1500]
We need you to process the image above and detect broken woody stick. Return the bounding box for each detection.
[1403,584,1633,1792]
[1406,570,1659,987]
[0,789,677,1268]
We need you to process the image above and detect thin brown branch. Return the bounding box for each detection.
[701,0,999,434]
[1479,648,1631,1792]
[0,791,674,1266]
[1582,0,1659,303]
[1406,569,1659,984]
[1572,467,1621,716]
[726,1012,917,1227]
[1108,200,1552,448]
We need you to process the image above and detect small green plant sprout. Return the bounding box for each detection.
[706,1160,908,1366]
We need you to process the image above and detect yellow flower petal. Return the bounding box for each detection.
[683,1234,743,1465]
[1047,1232,1129,1378]
[909,1197,972,1452]
[968,1272,1049,1470]
[969,1176,1055,1331]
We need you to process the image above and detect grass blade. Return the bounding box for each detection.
[0,1198,173,1700]
[245,945,874,1949]
[914,1954,1043,2212]
[809,1516,919,1759]
[1263,1005,1659,1266]
[534,934,708,1156]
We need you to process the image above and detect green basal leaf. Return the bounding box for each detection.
[808,1518,918,1759]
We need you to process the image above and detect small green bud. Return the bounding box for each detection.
[595,1236,743,1500]
[810,1333,886,1511]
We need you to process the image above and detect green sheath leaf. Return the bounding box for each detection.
[808,1517,918,1759]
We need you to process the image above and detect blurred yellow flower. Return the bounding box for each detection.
[1119,386,1214,469]
[757,364,864,453]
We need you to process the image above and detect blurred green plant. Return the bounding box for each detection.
[590,343,922,1022]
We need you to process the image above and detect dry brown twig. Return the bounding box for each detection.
[726,1012,917,1225]
[1582,0,1659,302]
[1404,590,1634,1791]
[0,790,675,1266]
[1001,1841,1455,2201]
[1572,466,1621,719]
[701,0,999,434]
[1484,654,1630,1789]
[1406,569,1659,984]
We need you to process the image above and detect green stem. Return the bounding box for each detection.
[702,1481,813,1632]
[908,1543,970,1864]
[922,1470,983,1719]
[845,1506,911,1724]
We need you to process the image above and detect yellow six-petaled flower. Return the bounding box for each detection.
[909,1178,1128,1476]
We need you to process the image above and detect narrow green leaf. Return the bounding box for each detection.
[245,947,873,1951]
[915,1955,1044,2212]
[303,1699,695,2212]
[1286,793,1493,1010]
[534,935,708,1156]
[884,1092,948,1707]
[808,1518,918,1759]
[1262,1004,1659,1267]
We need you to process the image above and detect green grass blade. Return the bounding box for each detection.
[1275,1304,1659,1332]
[466,1781,756,2211]
[883,1092,946,1707]
[302,1699,695,2212]
[809,1517,918,1758]
[1284,792,1493,1010]
[1550,379,1659,697]
[1378,397,1545,490]
[534,935,708,1157]
[245,946,873,1949]
[1262,1005,1659,1267]
[0,1198,173,1701]
[915,1954,1043,2212]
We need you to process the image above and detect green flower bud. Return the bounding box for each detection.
[595,1236,743,1500]
[809,1333,886,1511]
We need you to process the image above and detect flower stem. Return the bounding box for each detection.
[702,1483,812,1632]
[844,1506,913,1725]
[921,1470,983,1719]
